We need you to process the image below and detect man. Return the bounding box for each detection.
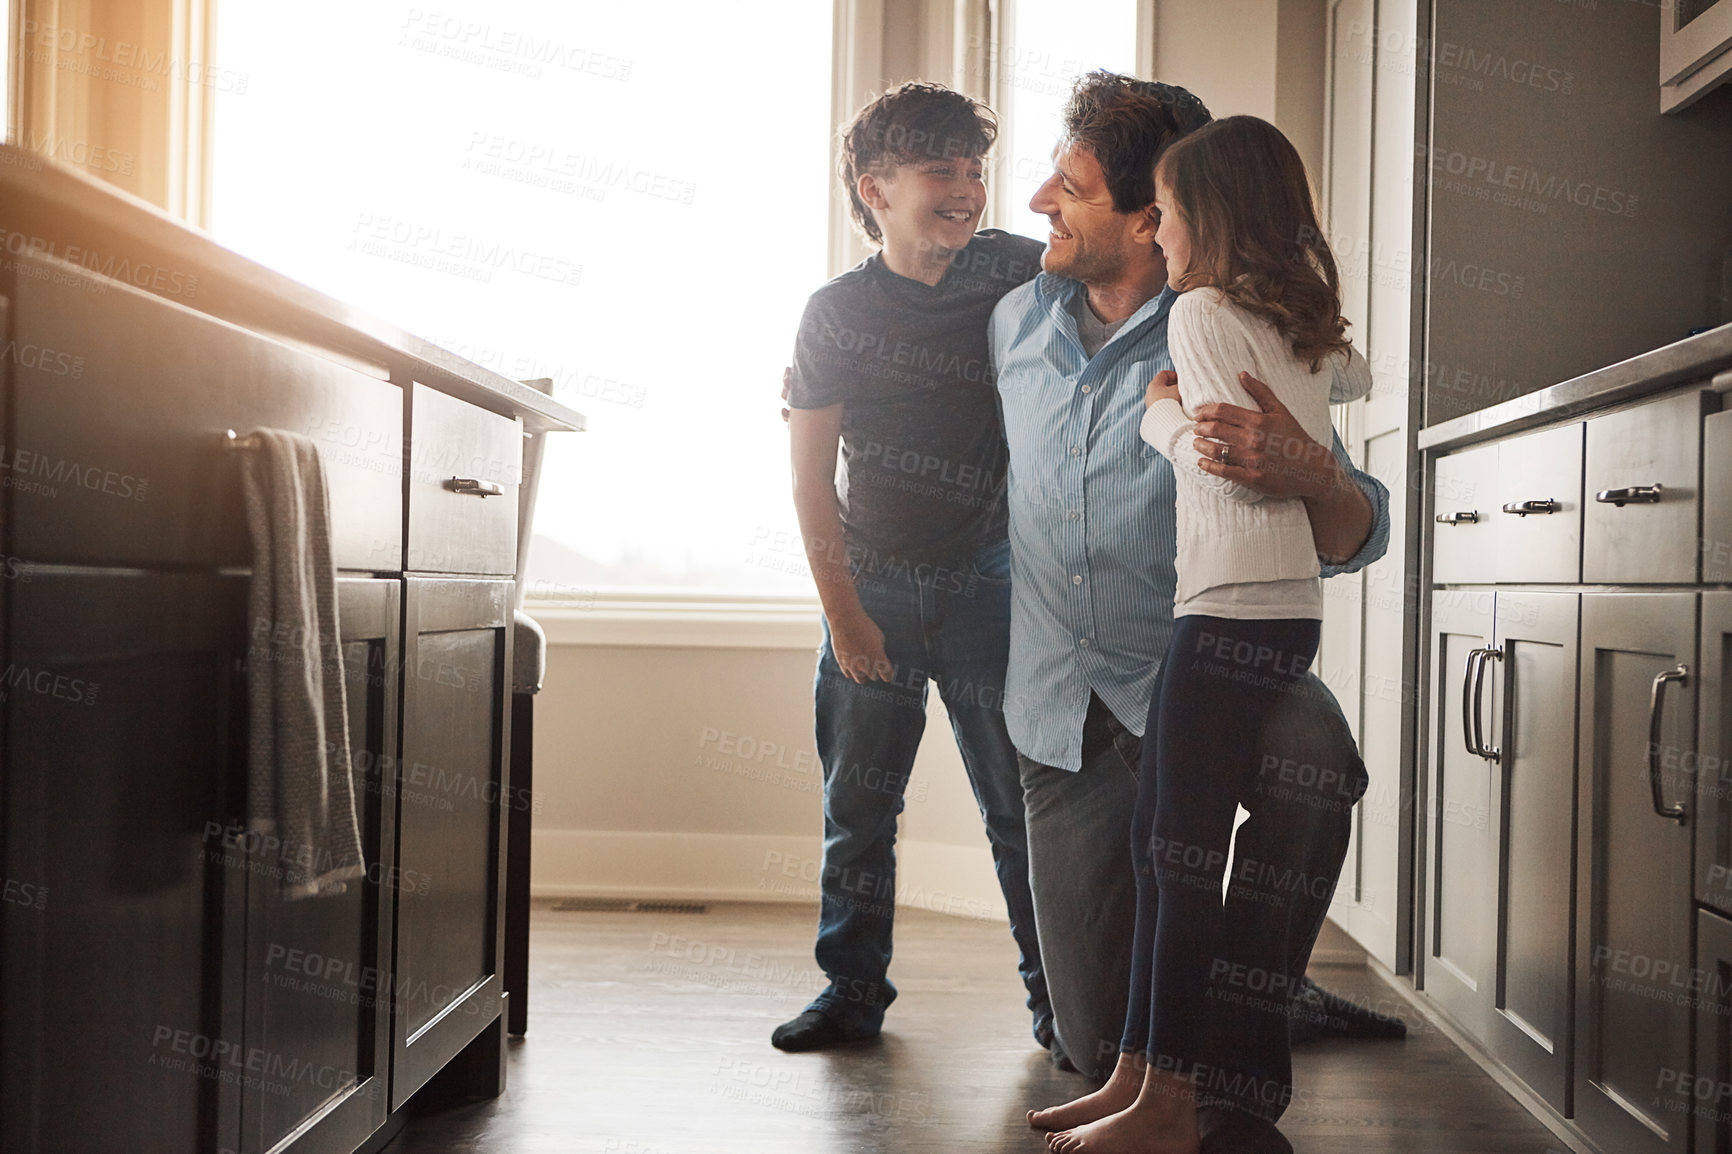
[992,73,1390,1149]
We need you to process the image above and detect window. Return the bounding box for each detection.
[997,0,1141,240]
[213,1,832,596]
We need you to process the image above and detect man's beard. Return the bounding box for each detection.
[1043,235,1126,286]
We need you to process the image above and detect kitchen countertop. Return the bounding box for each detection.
[0,144,585,436]
[1419,323,1732,453]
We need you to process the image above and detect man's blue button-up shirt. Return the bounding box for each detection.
[989,272,1391,771]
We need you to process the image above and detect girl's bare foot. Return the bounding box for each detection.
[1045,1066,1200,1154]
[1027,1051,1145,1132]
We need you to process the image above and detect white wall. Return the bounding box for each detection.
[528,602,1010,923]
[1151,0,1327,177]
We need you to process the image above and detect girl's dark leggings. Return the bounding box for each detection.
[1119,613,1322,1088]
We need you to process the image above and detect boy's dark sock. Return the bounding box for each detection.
[770,1009,877,1052]
[1289,976,1408,1043]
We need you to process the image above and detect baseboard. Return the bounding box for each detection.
[892,838,1009,923]
[530,830,821,902]
[530,829,1008,923]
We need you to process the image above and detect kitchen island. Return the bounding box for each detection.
[0,144,583,1154]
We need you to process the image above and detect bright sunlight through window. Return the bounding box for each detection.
[213,1,832,595]
[1000,1,1140,240]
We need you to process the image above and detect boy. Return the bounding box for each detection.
[774,82,1049,1053]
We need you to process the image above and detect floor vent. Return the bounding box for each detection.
[551,898,709,915]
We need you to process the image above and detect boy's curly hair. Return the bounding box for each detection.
[839,82,997,245]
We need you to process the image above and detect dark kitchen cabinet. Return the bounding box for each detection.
[1424,380,1732,1152]
[1699,593,1732,917]
[1423,587,1576,1113]
[0,144,580,1153]
[1576,593,1697,1154]
[1423,587,1497,1040]
[237,579,400,1154]
[4,251,403,575]
[390,577,513,1109]
[1484,591,1578,1115]
[1,571,245,1153]
[1695,908,1732,1154]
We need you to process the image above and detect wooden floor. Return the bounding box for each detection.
[382,902,1569,1153]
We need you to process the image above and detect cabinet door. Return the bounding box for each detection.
[2,571,246,1153]
[1423,587,1498,1040]
[1485,591,1578,1114]
[238,579,398,1153]
[1702,593,1732,916]
[390,578,512,1109]
[1695,907,1732,1154]
[1577,593,1697,1154]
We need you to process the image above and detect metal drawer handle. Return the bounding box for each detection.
[1436,511,1480,526]
[1595,484,1663,507]
[1648,664,1689,824]
[1473,645,1502,762]
[445,476,504,498]
[1502,499,1560,516]
[1461,649,1481,758]
[1462,645,1502,762]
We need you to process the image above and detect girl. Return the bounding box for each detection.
[1044,115,1371,1154]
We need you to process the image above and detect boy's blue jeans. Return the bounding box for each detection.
[804,538,1048,1037]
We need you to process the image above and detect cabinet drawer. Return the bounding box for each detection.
[407,384,521,575]
[8,254,403,573]
[1495,424,1583,584]
[1583,389,1710,584]
[1432,443,1499,583]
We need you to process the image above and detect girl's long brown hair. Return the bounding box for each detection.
[1154,115,1351,372]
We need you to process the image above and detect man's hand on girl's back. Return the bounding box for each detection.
[1192,372,1344,499]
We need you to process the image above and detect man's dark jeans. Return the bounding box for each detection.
[1018,673,1368,1119]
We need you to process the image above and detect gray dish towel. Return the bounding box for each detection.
[240,428,365,899]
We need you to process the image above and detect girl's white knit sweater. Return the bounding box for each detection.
[1139,288,1372,617]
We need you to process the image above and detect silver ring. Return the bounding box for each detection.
[1220,444,1231,466]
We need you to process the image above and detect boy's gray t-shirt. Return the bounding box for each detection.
[788,228,1044,568]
